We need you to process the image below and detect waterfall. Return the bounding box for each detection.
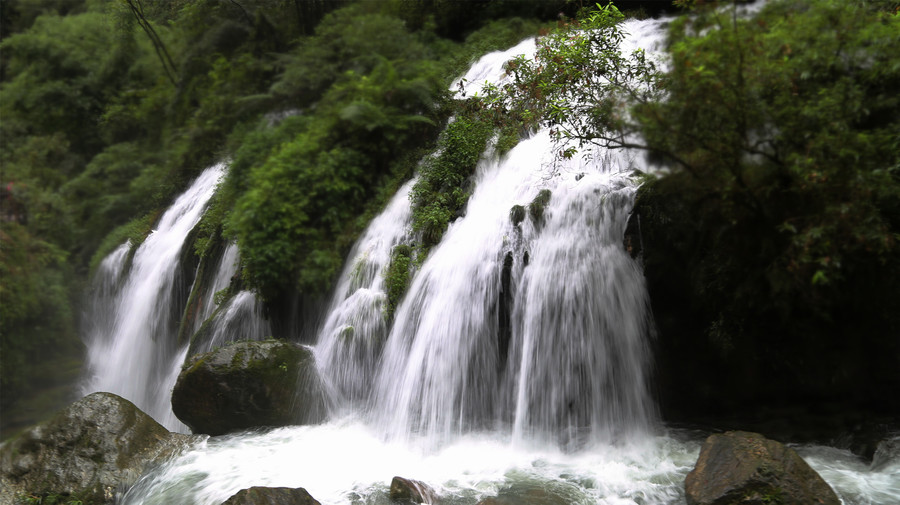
[313,21,663,447]
[116,16,900,505]
[366,133,655,447]
[81,163,226,431]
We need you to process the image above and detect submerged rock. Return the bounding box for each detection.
[0,392,194,505]
[172,339,325,435]
[390,476,438,504]
[221,486,321,505]
[684,431,840,505]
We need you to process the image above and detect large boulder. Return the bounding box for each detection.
[685,431,840,505]
[221,486,320,505]
[172,339,325,435]
[0,392,194,505]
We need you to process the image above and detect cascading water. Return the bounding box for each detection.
[192,241,240,335]
[368,133,654,447]
[315,178,417,410]
[186,241,271,355]
[81,163,226,432]
[116,15,899,505]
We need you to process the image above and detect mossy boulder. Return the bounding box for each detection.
[685,431,840,505]
[221,486,321,505]
[171,339,325,436]
[527,189,552,224]
[0,392,195,505]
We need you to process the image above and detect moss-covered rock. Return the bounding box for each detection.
[221,486,321,505]
[527,189,551,225]
[685,431,840,505]
[509,205,526,226]
[0,392,195,505]
[171,339,325,436]
[384,244,413,320]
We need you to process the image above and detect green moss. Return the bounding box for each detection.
[384,244,413,320]
[411,113,494,252]
[510,205,526,226]
[496,124,522,155]
[88,212,157,274]
[528,189,552,224]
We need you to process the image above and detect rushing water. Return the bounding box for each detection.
[81,163,226,432]
[88,14,900,505]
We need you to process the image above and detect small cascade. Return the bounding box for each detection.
[184,241,270,356]
[190,291,271,355]
[315,179,417,410]
[81,163,226,431]
[192,241,240,335]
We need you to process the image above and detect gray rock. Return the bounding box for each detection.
[172,339,325,436]
[390,476,438,504]
[221,486,321,505]
[685,431,840,505]
[0,392,194,505]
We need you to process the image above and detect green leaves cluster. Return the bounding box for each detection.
[475,3,662,156]
[225,6,449,301]
[638,0,900,288]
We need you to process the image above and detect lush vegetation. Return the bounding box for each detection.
[0,0,558,435]
[474,0,900,424]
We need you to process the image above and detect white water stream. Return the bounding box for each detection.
[82,14,899,505]
[82,163,226,432]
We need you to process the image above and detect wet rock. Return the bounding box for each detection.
[510,205,526,226]
[390,476,438,504]
[172,339,325,436]
[528,189,552,225]
[685,431,840,505]
[0,392,194,505]
[221,486,321,505]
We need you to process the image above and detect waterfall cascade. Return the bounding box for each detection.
[81,164,225,431]
[81,14,898,505]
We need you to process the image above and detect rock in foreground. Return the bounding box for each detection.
[221,486,321,505]
[0,392,194,505]
[685,431,840,505]
[172,339,325,435]
[390,476,438,504]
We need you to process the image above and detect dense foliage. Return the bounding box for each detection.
[637,0,900,421]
